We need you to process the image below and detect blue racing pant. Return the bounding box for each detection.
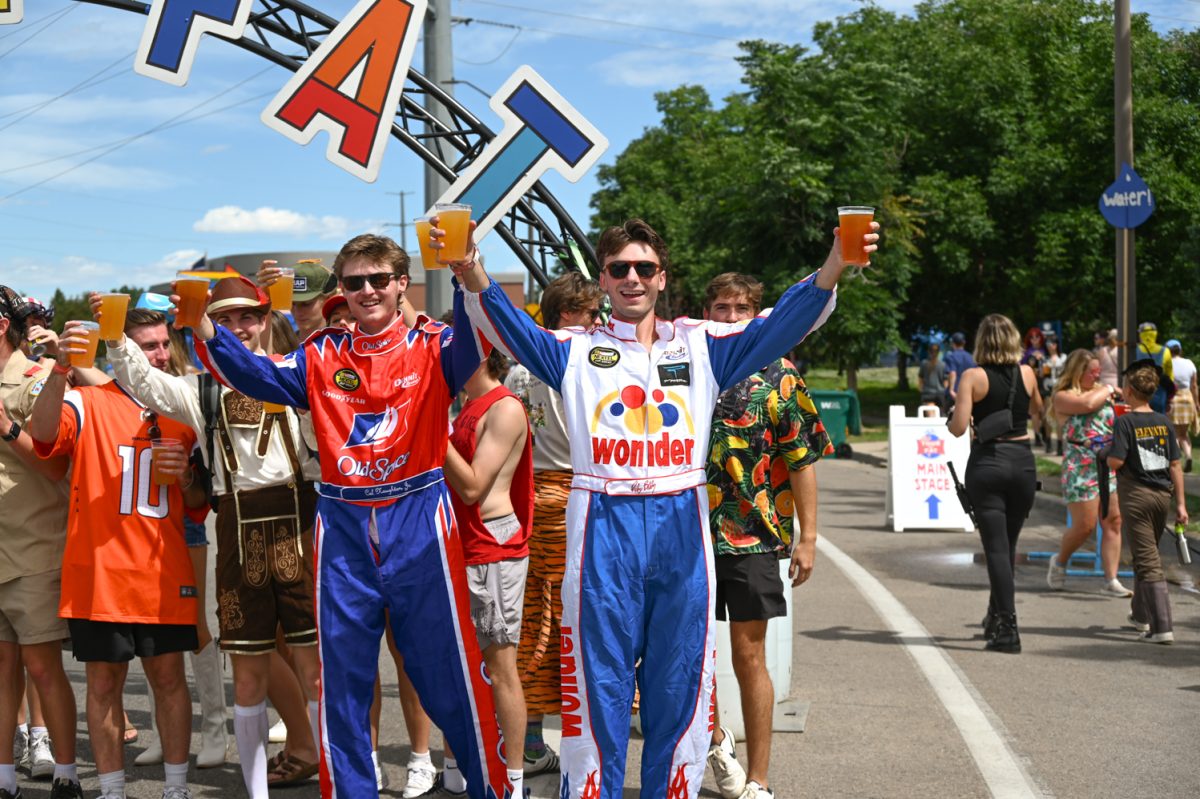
[312,478,509,799]
[559,488,716,799]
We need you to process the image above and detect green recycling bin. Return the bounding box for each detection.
[810,389,861,459]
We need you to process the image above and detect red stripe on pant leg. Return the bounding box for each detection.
[312,513,334,799]
[438,501,510,799]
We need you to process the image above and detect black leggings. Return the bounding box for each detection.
[965,441,1037,615]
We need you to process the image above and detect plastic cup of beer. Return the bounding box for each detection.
[175,274,210,328]
[837,206,875,266]
[1113,402,1130,417]
[268,267,295,312]
[151,437,183,486]
[69,321,101,369]
[97,293,130,340]
[434,203,472,261]
[413,216,444,270]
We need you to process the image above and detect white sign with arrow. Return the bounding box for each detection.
[885,405,973,533]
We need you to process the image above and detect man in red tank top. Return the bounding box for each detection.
[445,346,534,799]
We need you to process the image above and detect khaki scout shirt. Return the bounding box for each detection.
[0,350,68,582]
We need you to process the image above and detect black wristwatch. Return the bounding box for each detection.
[2,421,19,442]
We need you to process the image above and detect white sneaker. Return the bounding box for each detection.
[403,759,438,798]
[267,719,288,744]
[1126,613,1150,632]
[376,759,389,792]
[13,725,29,771]
[1137,630,1175,645]
[28,730,54,779]
[738,781,774,799]
[161,787,192,799]
[1046,556,1066,590]
[706,726,746,799]
[1102,579,1134,598]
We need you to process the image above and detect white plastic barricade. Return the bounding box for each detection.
[714,559,792,740]
[884,405,973,532]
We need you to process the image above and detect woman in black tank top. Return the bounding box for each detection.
[948,314,1043,652]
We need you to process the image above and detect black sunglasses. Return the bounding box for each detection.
[605,260,660,279]
[143,409,162,442]
[342,273,398,292]
[587,308,602,322]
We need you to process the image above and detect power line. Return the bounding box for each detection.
[456,0,744,42]
[456,16,734,59]
[0,4,74,43]
[0,4,78,63]
[0,50,134,133]
[0,69,275,200]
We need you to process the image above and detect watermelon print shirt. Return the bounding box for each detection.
[706,358,832,556]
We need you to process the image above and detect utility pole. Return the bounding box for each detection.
[386,191,413,250]
[423,0,455,317]
[1114,0,1135,372]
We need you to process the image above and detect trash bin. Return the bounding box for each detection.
[811,389,861,459]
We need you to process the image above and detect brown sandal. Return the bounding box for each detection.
[267,750,288,772]
[267,754,318,786]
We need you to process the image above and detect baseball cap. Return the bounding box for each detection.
[1165,339,1181,350]
[950,332,966,345]
[0,286,31,332]
[322,294,348,324]
[1122,357,1163,377]
[293,259,335,302]
[208,275,270,315]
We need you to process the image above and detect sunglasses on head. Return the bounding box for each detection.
[605,260,660,279]
[341,273,397,292]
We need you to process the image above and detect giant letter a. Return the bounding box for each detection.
[261,0,426,183]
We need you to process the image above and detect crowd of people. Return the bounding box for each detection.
[944,317,1192,651]
[0,213,878,799]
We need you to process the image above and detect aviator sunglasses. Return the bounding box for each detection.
[604,260,660,280]
[341,272,398,292]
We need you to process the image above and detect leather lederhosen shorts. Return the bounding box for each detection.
[215,480,317,654]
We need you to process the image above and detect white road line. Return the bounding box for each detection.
[817,535,1045,799]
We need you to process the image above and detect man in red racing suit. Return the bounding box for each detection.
[189,235,509,799]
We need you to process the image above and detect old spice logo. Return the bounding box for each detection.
[592,433,695,467]
[335,453,410,482]
[666,765,689,799]
[560,626,581,738]
[361,337,391,351]
[917,431,944,458]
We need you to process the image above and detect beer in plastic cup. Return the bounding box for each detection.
[837,206,875,266]
[175,275,210,328]
[413,216,445,270]
[434,203,472,261]
[151,437,182,486]
[69,321,101,369]
[1113,402,1130,417]
[263,400,286,414]
[268,267,295,312]
[97,293,130,340]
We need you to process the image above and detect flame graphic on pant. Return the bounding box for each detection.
[667,765,689,799]
[581,770,601,799]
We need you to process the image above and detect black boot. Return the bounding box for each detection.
[986,612,1021,653]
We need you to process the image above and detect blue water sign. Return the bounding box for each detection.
[1099,163,1155,229]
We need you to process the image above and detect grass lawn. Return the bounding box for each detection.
[804,365,922,425]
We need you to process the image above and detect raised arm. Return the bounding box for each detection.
[103,332,203,432]
[707,224,878,391]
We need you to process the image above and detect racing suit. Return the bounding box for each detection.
[463,275,836,799]
[196,306,509,799]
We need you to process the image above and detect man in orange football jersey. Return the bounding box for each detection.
[30,310,210,799]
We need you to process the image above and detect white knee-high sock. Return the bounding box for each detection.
[234,702,270,799]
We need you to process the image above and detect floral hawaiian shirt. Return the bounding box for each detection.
[706,358,832,556]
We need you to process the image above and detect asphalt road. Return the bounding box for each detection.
[13,444,1200,798]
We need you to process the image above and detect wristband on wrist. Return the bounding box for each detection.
[52,361,71,376]
[1,421,19,443]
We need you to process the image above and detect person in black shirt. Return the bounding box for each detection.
[1106,359,1188,644]
[949,314,1043,653]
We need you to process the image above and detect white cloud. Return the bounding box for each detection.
[193,205,363,239]
[201,144,231,155]
[154,249,206,270]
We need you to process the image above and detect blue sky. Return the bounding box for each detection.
[0,0,1195,303]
